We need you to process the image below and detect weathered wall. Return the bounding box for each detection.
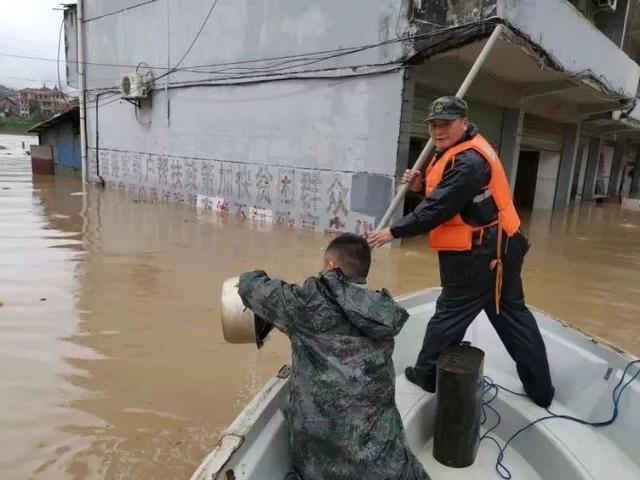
[80,0,409,233]
[88,74,404,176]
[86,73,404,232]
[415,0,498,26]
[414,0,640,101]
[499,0,639,100]
[81,0,410,90]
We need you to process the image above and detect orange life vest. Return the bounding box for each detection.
[424,133,520,252]
[424,134,521,313]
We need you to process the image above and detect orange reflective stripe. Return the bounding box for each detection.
[489,220,504,314]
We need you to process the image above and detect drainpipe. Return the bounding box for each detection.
[77,0,87,185]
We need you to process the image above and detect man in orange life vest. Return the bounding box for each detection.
[368,96,555,408]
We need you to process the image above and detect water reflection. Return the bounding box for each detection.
[1,132,639,479]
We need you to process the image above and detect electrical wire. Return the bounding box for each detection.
[1,76,63,84]
[159,25,471,89]
[168,59,404,87]
[82,0,162,23]
[0,26,454,75]
[185,43,390,76]
[87,59,397,109]
[134,104,151,125]
[2,23,467,114]
[2,17,634,105]
[72,19,633,113]
[85,25,469,110]
[173,27,460,76]
[171,0,222,71]
[178,34,416,74]
[481,359,640,480]
[0,49,359,72]
[483,376,529,398]
[88,63,401,111]
[139,0,223,94]
[0,52,157,70]
[0,75,122,86]
[77,24,449,110]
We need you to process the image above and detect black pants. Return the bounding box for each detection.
[413,230,555,408]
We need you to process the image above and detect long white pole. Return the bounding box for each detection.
[376,25,504,230]
[77,0,87,186]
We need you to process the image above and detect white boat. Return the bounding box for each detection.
[192,288,640,480]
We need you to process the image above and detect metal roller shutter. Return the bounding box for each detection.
[521,114,566,152]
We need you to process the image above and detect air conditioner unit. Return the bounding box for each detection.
[596,0,617,12]
[120,72,152,99]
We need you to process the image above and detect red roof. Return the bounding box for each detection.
[20,86,61,94]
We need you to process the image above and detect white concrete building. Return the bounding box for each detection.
[64,0,640,234]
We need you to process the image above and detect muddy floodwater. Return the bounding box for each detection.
[1,133,639,479]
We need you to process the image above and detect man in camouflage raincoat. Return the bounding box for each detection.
[238,234,430,480]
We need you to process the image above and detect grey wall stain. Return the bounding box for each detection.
[350,173,393,225]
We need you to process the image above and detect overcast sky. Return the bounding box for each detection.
[0,0,73,91]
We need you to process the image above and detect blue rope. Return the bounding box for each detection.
[480,359,640,479]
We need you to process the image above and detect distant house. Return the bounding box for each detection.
[18,86,67,118]
[0,96,17,117]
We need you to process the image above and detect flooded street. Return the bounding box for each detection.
[1,133,639,479]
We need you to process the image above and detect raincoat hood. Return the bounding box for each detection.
[318,269,409,340]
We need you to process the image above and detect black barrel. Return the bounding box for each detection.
[433,342,485,468]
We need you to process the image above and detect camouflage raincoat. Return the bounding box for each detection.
[238,269,430,480]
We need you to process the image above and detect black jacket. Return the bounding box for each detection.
[390,124,497,239]
[390,125,531,287]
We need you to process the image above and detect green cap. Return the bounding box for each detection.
[426,96,469,121]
